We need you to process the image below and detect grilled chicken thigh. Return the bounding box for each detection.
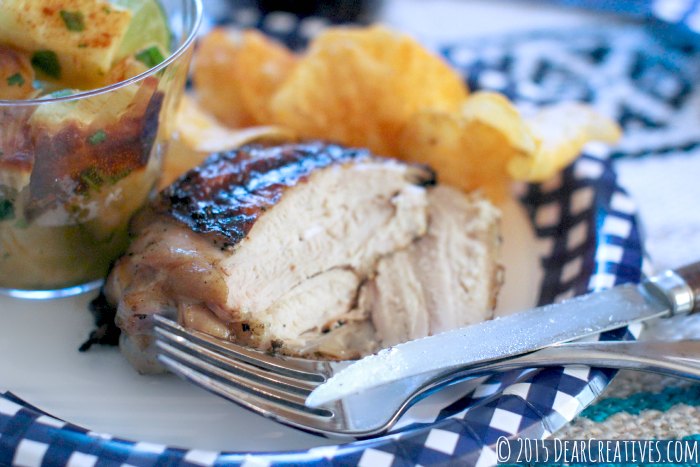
[106,141,501,373]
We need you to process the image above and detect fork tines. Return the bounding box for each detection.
[152,315,335,422]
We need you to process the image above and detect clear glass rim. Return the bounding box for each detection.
[0,0,203,107]
[0,279,103,300]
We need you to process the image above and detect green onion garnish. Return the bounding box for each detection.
[6,73,24,87]
[107,169,132,184]
[80,167,103,190]
[0,200,14,222]
[31,50,61,79]
[135,46,166,69]
[60,10,85,32]
[88,129,107,145]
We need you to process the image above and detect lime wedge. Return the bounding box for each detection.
[112,0,172,65]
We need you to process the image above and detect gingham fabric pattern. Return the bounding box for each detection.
[8,6,700,466]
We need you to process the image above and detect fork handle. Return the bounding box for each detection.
[644,261,700,315]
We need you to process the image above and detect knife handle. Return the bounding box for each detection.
[644,262,700,315]
[676,262,700,313]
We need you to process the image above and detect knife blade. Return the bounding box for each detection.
[306,263,700,408]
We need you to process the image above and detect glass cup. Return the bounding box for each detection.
[0,0,202,298]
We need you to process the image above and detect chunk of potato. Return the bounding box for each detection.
[0,0,132,88]
[0,45,36,100]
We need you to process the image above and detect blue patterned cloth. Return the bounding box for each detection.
[536,0,700,48]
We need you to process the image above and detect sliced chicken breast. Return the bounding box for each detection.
[106,141,502,373]
[106,141,435,371]
[364,186,502,347]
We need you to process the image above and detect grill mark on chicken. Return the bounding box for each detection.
[159,142,423,248]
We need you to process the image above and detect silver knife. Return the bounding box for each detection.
[306,262,700,408]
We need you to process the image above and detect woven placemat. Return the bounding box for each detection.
[561,371,700,439]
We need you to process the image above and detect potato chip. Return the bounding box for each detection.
[192,28,254,128]
[398,92,620,200]
[460,92,536,154]
[176,95,296,152]
[161,134,207,189]
[193,28,296,128]
[190,26,620,199]
[163,95,297,187]
[236,30,298,124]
[399,106,519,201]
[508,103,621,181]
[398,91,531,201]
[270,25,468,157]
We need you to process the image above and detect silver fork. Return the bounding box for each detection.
[153,314,700,438]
